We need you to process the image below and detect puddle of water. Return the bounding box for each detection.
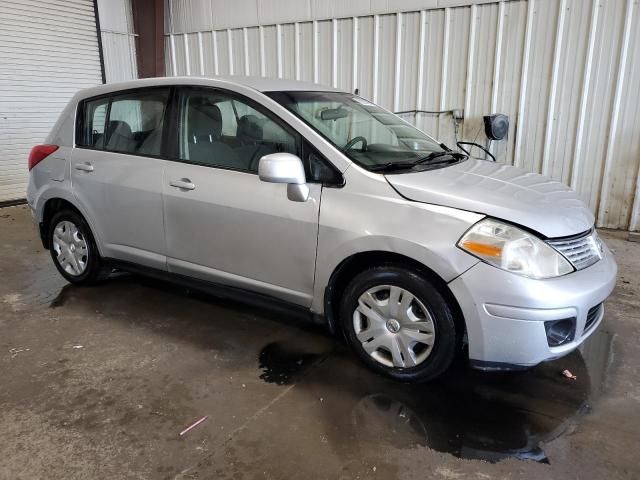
[259,342,324,385]
[258,330,613,463]
[49,272,132,309]
[4,263,67,311]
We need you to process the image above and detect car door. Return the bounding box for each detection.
[71,88,170,270]
[162,87,321,307]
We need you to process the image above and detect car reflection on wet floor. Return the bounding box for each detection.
[259,330,613,464]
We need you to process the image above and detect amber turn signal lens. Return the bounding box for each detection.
[461,241,502,258]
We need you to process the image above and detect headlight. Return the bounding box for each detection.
[458,219,573,279]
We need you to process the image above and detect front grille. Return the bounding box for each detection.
[584,303,602,333]
[547,230,603,271]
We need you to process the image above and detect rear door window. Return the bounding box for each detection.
[79,88,170,157]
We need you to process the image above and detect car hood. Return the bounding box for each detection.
[385,159,594,238]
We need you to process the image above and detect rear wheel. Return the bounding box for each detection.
[49,209,111,285]
[340,265,458,382]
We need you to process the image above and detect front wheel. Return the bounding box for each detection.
[49,209,111,285]
[340,265,459,382]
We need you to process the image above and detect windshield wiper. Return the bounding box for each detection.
[367,151,467,172]
[367,162,418,172]
[412,151,467,165]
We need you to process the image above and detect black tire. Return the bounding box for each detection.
[48,209,111,285]
[340,265,459,383]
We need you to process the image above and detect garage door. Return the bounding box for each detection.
[0,0,103,202]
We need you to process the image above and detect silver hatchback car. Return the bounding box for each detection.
[27,76,617,382]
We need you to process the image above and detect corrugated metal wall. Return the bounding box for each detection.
[97,0,138,82]
[165,0,640,231]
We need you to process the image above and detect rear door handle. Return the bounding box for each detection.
[75,162,94,172]
[169,178,196,191]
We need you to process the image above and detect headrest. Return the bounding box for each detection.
[104,120,134,151]
[139,100,165,131]
[237,115,264,144]
[107,120,132,138]
[187,97,223,140]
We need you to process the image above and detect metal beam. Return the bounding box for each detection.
[393,13,403,112]
[332,19,338,87]
[352,17,359,93]
[183,33,190,75]
[373,15,380,103]
[571,0,600,189]
[197,31,205,75]
[541,0,567,176]
[514,0,535,168]
[227,28,234,75]
[313,20,319,83]
[464,4,477,136]
[490,1,505,113]
[416,10,427,115]
[295,22,301,80]
[212,30,219,75]
[259,26,265,76]
[439,8,451,138]
[602,0,634,226]
[169,34,177,76]
[276,24,283,78]
[243,27,250,75]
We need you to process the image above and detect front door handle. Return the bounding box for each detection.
[169,178,196,191]
[75,162,94,172]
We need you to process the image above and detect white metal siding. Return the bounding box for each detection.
[166,0,640,231]
[0,0,103,202]
[97,0,138,83]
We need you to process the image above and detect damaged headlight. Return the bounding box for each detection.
[457,218,574,279]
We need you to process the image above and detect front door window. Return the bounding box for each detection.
[177,89,299,173]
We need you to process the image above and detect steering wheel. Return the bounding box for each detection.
[342,136,367,153]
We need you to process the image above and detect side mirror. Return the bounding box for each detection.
[258,152,309,202]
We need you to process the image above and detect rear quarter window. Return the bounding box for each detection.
[79,97,109,148]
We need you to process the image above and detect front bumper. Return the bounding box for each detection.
[449,245,617,369]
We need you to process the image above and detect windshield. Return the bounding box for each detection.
[265,91,460,172]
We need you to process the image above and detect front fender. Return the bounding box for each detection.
[311,179,483,314]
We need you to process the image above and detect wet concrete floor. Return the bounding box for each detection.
[1,205,639,479]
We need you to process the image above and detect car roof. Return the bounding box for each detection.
[216,75,340,92]
[73,75,343,101]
